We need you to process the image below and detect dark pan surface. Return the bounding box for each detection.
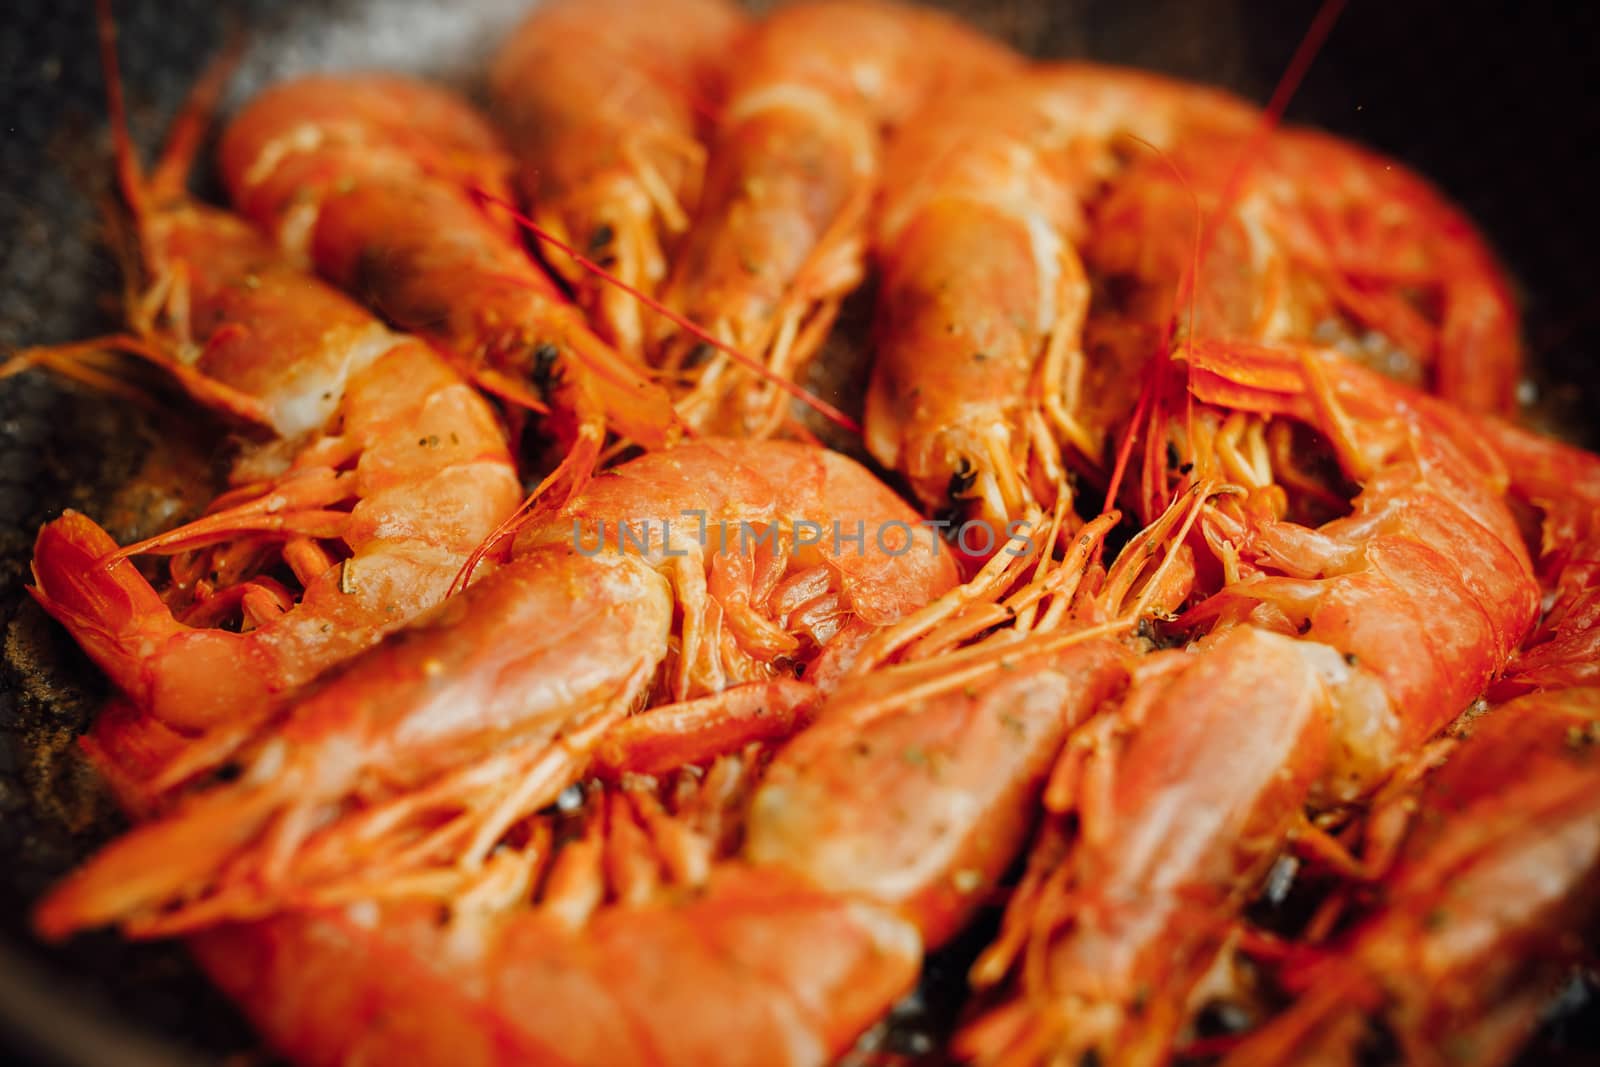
[1,0,1597,1063]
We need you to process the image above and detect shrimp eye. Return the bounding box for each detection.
[530,342,563,394]
[587,223,616,256]
[947,457,977,499]
[933,505,964,539]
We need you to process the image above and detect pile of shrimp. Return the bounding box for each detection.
[6,1,1598,1065]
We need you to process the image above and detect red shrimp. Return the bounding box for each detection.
[1216,423,1600,1067]
[33,439,958,939]
[957,625,1341,1067]
[741,475,1213,948]
[1477,419,1600,697]
[657,0,1020,436]
[191,864,921,1067]
[1089,123,1524,418]
[489,0,747,357]
[864,64,1257,532]
[218,72,678,502]
[1222,687,1600,1067]
[1180,341,1539,799]
[14,10,521,810]
[136,480,1200,1067]
[953,342,1542,1066]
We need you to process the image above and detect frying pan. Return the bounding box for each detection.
[1,0,1597,1063]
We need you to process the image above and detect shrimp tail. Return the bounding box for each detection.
[76,700,192,818]
[30,513,211,812]
[30,511,183,703]
[31,512,281,805]
[31,508,279,710]
[1184,338,1320,419]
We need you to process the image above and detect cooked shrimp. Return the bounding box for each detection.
[152,481,1196,1067]
[958,625,1340,1067]
[864,64,1256,532]
[192,864,921,1067]
[1180,341,1539,799]
[1089,123,1524,418]
[1481,419,1600,697]
[1222,687,1600,1067]
[219,72,677,502]
[741,475,1215,947]
[657,0,1019,436]
[16,14,521,811]
[489,0,747,357]
[955,343,1542,1066]
[34,439,958,938]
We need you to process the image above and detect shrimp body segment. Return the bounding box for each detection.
[490,0,747,357]
[748,638,1132,948]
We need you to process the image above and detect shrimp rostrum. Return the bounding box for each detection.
[34,440,958,939]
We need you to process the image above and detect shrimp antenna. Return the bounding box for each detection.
[1102,0,1347,520]
[1177,0,1348,295]
[1099,135,1203,522]
[95,0,145,215]
[467,185,861,435]
[95,0,243,213]
[1207,0,1348,255]
[11,7,256,416]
